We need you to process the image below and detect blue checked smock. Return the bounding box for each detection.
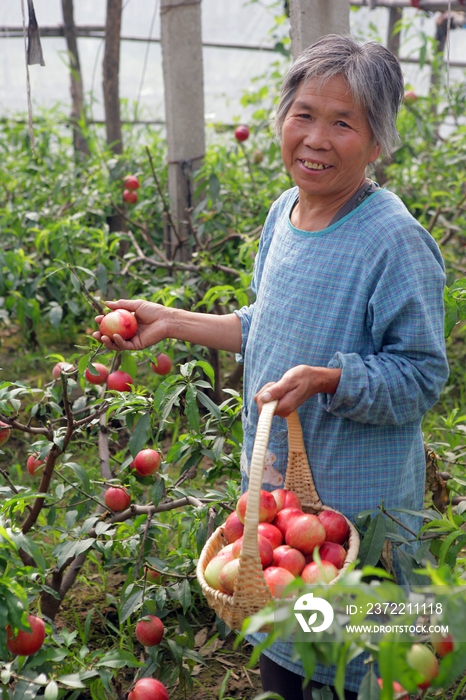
[234,186,449,692]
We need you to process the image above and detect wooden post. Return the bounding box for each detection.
[387,6,403,56]
[103,0,123,155]
[160,0,205,262]
[103,0,127,237]
[61,0,89,157]
[289,0,350,59]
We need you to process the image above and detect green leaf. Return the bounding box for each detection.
[120,589,144,623]
[65,510,78,529]
[86,361,101,376]
[397,549,430,585]
[155,586,167,609]
[433,645,466,689]
[70,272,81,292]
[177,579,191,614]
[129,412,151,457]
[57,674,86,689]
[44,681,59,700]
[219,669,231,699]
[166,638,183,664]
[89,677,108,700]
[358,512,386,567]
[96,650,141,669]
[357,669,381,700]
[195,360,215,387]
[215,616,230,640]
[150,478,165,507]
[293,640,315,680]
[49,304,63,329]
[419,43,427,69]
[310,685,334,700]
[185,384,200,433]
[161,384,187,423]
[15,534,47,572]
[439,531,466,565]
[55,539,95,569]
[120,352,138,380]
[444,287,458,338]
[96,263,107,295]
[78,354,91,376]
[209,173,220,202]
[179,360,197,379]
[67,462,91,492]
[231,420,243,444]
[97,669,113,695]
[196,390,221,420]
[11,679,42,699]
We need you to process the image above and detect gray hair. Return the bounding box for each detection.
[275,35,404,159]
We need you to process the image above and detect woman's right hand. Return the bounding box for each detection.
[93,299,173,351]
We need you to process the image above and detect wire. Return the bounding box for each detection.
[89,36,105,131]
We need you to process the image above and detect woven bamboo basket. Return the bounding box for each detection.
[196,400,360,629]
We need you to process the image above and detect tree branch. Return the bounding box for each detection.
[145,145,182,245]
[0,413,52,437]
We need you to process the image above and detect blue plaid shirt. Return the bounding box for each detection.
[234,186,449,691]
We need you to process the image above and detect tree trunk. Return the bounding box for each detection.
[61,0,89,157]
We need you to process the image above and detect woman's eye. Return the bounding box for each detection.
[336,121,350,128]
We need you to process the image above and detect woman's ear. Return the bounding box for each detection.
[369,143,383,164]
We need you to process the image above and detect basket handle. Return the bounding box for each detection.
[284,410,323,513]
[232,403,358,611]
[242,403,323,559]
[241,400,278,558]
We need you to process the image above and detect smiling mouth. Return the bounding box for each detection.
[300,160,331,170]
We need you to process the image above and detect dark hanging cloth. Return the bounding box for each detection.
[26,0,45,66]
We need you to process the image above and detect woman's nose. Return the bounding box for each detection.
[302,122,331,149]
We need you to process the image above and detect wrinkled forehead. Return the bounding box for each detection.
[296,72,361,106]
[289,73,368,120]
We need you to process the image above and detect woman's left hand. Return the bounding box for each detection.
[254,365,342,417]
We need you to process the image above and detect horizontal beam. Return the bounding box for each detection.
[1,26,465,68]
[352,0,466,7]
[0,117,165,125]
[0,26,278,51]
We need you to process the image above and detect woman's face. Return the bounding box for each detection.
[281,74,382,205]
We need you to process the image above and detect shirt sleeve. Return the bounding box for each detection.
[234,303,255,364]
[319,225,449,425]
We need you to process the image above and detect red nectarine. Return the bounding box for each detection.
[85,363,109,385]
[236,490,277,524]
[0,421,11,447]
[100,309,138,340]
[263,566,295,597]
[6,615,45,656]
[135,615,164,647]
[104,486,131,511]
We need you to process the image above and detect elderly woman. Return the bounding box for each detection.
[94,35,448,699]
